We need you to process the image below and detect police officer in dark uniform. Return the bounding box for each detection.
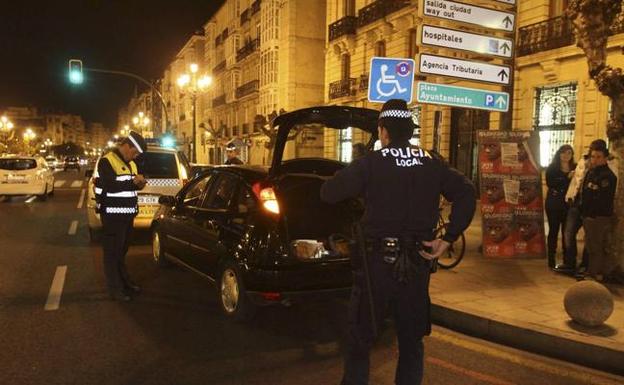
[95,131,148,301]
[581,146,617,281]
[224,142,244,165]
[320,99,476,385]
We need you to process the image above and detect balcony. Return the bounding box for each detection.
[240,9,250,25]
[213,94,226,108]
[213,60,226,74]
[236,80,259,99]
[329,16,357,41]
[518,14,624,57]
[358,0,411,28]
[251,0,261,15]
[236,38,260,62]
[329,78,356,100]
[215,35,222,46]
[358,73,369,92]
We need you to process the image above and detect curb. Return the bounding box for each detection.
[431,302,624,376]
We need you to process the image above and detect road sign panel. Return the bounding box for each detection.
[421,25,513,58]
[416,82,509,112]
[368,56,415,104]
[419,54,511,85]
[422,0,515,32]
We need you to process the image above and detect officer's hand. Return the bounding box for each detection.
[133,174,147,188]
[419,239,450,260]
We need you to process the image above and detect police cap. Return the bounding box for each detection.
[127,131,148,153]
[378,99,419,131]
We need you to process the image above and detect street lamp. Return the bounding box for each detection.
[0,115,15,148]
[177,63,212,163]
[120,124,130,137]
[132,112,151,138]
[23,128,36,153]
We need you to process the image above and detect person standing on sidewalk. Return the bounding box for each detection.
[581,146,617,282]
[320,99,476,385]
[545,145,576,269]
[95,131,147,302]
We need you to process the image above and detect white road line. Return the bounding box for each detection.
[54,180,65,188]
[44,266,67,311]
[25,196,37,204]
[71,180,83,188]
[68,220,78,235]
[77,189,86,209]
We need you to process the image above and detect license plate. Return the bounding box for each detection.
[138,195,159,204]
[138,206,158,216]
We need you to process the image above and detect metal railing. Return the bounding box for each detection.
[251,0,261,15]
[328,16,357,41]
[236,38,260,62]
[212,94,226,108]
[240,9,250,25]
[213,60,226,74]
[358,0,411,28]
[358,73,369,91]
[235,80,259,99]
[329,78,356,100]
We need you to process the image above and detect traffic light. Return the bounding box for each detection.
[68,59,83,84]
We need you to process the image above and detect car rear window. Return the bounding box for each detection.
[0,159,37,170]
[141,152,178,178]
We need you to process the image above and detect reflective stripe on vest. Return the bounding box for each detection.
[100,151,138,215]
[105,207,137,214]
[106,191,137,198]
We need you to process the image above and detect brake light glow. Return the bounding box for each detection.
[252,182,280,214]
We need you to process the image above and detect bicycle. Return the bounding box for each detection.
[433,199,466,269]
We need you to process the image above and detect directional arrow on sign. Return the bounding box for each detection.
[502,16,513,29]
[500,42,511,55]
[498,69,509,82]
[496,96,507,108]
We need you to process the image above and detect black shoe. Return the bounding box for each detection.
[110,291,132,302]
[125,282,141,294]
[554,264,574,273]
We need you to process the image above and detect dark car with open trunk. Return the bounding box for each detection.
[151,106,378,320]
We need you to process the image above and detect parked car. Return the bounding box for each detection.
[86,145,191,240]
[0,156,55,200]
[151,106,378,321]
[64,156,81,171]
[44,156,61,170]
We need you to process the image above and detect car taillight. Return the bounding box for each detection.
[252,182,280,215]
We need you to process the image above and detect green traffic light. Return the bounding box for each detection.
[69,71,83,84]
[68,59,83,84]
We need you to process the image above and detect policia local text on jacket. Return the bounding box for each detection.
[320,99,476,385]
[95,132,147,301]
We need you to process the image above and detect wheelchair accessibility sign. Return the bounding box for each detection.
[368,57,415,104]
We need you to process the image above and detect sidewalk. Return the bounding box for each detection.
[429,211,624,375]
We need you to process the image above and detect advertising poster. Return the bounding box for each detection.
[477,130,545,259]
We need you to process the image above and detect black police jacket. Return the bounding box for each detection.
[320,141,476,242]
[581,164,616,218]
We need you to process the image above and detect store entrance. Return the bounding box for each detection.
[450,108,489,184]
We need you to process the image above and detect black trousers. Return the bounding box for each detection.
[342,254,431,385]
[101,214,135,294]
[545,207,567,264]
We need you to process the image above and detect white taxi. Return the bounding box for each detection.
[86,146,190,240]
[0,156,55,200]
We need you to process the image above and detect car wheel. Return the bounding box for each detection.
[218,260,256,322]
[48,181,54,196]
[88,227,101,243]
[38,186,48,201]
[152,229,170,267]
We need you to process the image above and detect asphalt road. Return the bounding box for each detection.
[1,169,622,385]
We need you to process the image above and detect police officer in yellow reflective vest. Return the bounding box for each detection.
[95,131,148,301]
[321,99,476,385]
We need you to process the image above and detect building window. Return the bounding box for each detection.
[549,0,569,17]
[341,54,350,80]
[375,40,386,57]
[343,0,355,17]
[533,83,577,167]
[338,127,352,162]
[408,29,418,58]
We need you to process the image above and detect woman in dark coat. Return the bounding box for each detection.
[545,144,576,268]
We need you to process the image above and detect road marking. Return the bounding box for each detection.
[44,265,67,311]
[432,330,623,385]
[71,180,83,188]
[25,196,37,204]
[54,180,65,188]
[427,357,516,385]
[77,188,85,209]
[68,220,78,235]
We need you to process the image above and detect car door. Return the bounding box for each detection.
[164,173,213,265]
[189,173,239,277]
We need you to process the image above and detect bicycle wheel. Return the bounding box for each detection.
[434,223,466,269]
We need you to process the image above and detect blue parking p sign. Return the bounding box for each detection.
[368,57,415,104]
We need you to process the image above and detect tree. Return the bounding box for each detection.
[254,109,303,163]
[568,1,624,269]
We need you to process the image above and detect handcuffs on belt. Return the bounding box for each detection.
[379,237,437,283]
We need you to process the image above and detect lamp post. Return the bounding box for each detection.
[44,138,53,155]
[132,112,151,138]
[23,128,36,153]
[120,124,130,137]
[177,63,212,163]
[0,115,15,149]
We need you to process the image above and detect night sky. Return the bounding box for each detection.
[0,0,224,129]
